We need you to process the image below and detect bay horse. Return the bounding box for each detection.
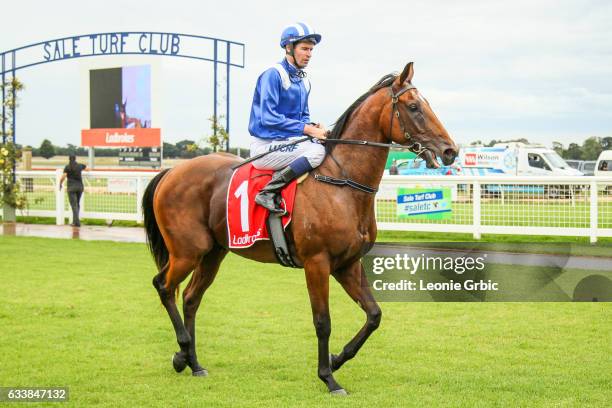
[142,62,457,394]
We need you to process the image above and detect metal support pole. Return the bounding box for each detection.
[213,40,218,143]
[11,51,16,182]
[1,53,5,145]
[226,42,230,152]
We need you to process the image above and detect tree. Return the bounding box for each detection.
[552,142,564,156]
[1,77,27,213]
[162,142,179,158]
[601,136,612,151]
[565,143,582,160]
[175,139,196,151]
[39,139,55,159]
[582,136,603,160]
[204,115,229,153]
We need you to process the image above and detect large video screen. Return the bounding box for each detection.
[89,65,151,129]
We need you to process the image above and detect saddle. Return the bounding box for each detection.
[226,163,305,267]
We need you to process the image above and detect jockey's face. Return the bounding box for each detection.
[287,41,315,68]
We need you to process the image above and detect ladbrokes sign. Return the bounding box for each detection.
[81,128,161,147]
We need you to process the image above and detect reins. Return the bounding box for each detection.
[315,82,431,194]
[232,82,432,195]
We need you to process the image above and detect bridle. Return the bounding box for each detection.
[314,82,431,194]
[388,82,429,159]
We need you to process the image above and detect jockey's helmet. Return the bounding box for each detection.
[280,23,322,48]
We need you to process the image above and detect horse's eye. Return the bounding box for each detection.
[408,104,418,111]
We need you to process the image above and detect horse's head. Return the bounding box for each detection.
[385,62,458,168]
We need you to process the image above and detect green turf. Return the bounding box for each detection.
[0,236,610,407]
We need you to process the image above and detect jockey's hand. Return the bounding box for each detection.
[305,123,327,140]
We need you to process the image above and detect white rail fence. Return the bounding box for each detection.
[12,171,612,243]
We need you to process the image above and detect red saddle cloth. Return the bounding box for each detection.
[226,163,297,249]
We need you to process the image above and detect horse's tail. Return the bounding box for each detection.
[142,169,171,272]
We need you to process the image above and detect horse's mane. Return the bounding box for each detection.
[327,73,397,140]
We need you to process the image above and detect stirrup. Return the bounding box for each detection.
[266,197,287,216]
[274,197,288,217]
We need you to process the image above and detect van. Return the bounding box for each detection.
[595,150,612,176]
[459,143,583,176]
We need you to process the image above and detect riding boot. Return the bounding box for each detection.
[255,166,298,214]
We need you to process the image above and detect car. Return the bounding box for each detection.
[566,160,581,170]
[386,158,461,176]
[580,161,596,176]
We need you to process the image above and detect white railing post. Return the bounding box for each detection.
[55,169,65,225]
[136,176,144,223]
[473,181,481,240]
[589,180,598,244]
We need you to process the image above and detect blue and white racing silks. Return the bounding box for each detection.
[248,58,311,140]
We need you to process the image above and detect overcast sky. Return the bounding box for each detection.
[1,0,611,149]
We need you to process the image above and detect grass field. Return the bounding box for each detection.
[1,236,610,407]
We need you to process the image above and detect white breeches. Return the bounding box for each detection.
[250,136,326,170]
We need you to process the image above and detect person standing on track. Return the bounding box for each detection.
[59,155,87,227]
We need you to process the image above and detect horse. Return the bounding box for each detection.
[142,62,458,394]
[115,99,145,128]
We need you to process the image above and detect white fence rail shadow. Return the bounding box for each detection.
[14,171,612,243]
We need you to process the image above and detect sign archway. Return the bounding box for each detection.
[0,31,245,151]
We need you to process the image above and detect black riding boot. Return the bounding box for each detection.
[255,166,298,214]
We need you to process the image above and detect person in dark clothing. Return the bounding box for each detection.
[389,159,399,175]
[59,155,87,227]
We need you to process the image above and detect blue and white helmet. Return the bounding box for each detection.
[280,23,322,48]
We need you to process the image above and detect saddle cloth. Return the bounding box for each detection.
[226,163,297,249]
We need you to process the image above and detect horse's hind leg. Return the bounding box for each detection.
[330,261,382,372]
[152,256,197,374]
[181,245,227,376]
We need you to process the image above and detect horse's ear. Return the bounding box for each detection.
[399,62,414,84]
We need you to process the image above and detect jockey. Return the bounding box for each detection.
[249,22,328,214]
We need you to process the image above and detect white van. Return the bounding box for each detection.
[458,142,583,176]
[595,150,612,176]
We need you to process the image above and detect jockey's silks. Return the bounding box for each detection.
[248,58,311,140]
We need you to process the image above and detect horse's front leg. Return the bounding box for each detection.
[330,261,382,372]
[304,255,347,395]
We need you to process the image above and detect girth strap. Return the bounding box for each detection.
[314,173,378,194]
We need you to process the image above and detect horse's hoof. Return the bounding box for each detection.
[330,388,348,396]
[172,352,188,373]
[192,369,208,377]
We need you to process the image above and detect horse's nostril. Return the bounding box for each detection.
[444,148,457,160]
